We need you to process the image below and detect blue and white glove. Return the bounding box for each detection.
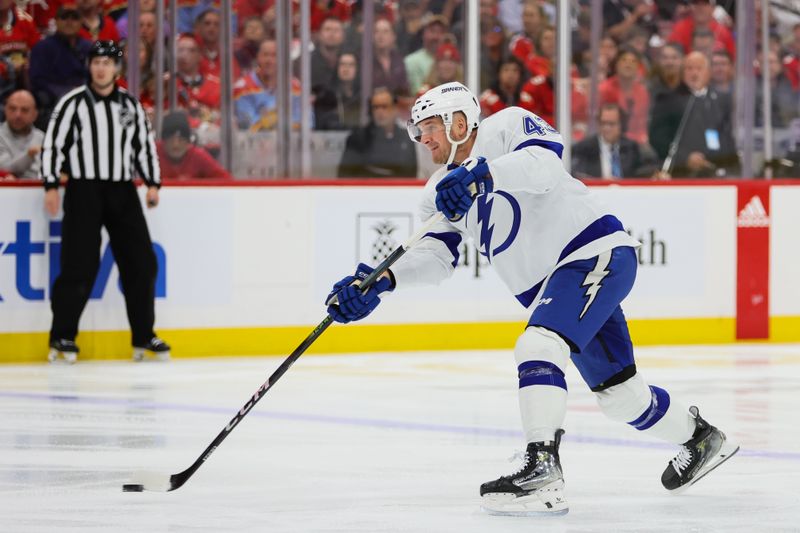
[434,156,492,221]
[326,263,394,323]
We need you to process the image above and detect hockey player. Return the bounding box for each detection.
[325,82,739,515]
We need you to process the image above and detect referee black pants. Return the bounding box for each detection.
[50,180,158,347]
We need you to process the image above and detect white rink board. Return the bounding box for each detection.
[571,186,734,319]
[770,186,800,316]
[0,184,746,333]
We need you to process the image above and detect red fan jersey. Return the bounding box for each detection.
[79,14,121,42]
[0,8,40,68]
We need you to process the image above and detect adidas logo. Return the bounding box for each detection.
[737,195,770,228]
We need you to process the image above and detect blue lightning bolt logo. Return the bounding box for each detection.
[579,251,612,319]
[476,195,495,261]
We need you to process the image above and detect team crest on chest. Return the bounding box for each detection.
[474,191,521,262]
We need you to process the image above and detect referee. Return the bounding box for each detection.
[42,40,170,363]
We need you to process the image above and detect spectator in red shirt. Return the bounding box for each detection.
[0,0,40,80]
[517,25,588,136]
[523,25,555,78]
[668,0,734,59]
[508,0,547,66]
[782,23,800,91]
[27,0,59,34]
[194,8,225,78]
[310,0,351,33]
[174,33,221,131]
[519,65,588,139]
[479,56,525,117]
[598,47,650,145]
[157,110,232,180]
[78,0,120,42]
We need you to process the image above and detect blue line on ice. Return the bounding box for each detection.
[2,390,797,462]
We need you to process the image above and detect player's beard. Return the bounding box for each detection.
[431,142,451,165]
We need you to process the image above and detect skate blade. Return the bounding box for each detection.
[48,349,77,364]
[482,481,569,516]
[670,439,740,495]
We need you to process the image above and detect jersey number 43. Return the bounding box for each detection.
[523,115,557,136]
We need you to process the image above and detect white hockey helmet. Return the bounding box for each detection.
[406,82,481,164]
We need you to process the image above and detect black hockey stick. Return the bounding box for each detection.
[122,212,445,493]
[661,94,696,175]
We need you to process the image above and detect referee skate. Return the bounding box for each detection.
[47,338,79,364]
[132,337,172,362]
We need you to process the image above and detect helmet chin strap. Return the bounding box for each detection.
[444,122,473,166]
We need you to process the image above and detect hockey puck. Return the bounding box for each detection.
[122,484,145,492]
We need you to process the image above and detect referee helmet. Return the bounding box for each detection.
[89,40,124,63]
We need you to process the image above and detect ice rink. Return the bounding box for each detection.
[1,343,798,532]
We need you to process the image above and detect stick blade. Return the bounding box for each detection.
[123,471,173,492]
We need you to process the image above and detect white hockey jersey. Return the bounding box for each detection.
[390,106,640,307]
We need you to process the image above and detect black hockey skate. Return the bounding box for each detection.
[133,337,171,362]
[48,339,79,364]
[480,429,568,516]
[661,406,739,494]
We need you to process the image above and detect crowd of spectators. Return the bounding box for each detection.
[1,0,800,181]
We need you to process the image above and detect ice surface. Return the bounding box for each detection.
[1,344,798,532]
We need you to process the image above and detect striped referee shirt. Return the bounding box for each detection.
[41,85,160,190]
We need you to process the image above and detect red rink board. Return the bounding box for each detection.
[736,183,771,339]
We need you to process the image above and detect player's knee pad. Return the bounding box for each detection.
[594,373,671,430]
[514,326,570,391]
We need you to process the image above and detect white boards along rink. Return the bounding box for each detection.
[0,180,796,361]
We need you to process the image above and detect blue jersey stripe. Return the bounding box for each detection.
[423,231,462,267]
[557,215,625,263]
[513,138,564,159]
[513,215,625,308]
[515,279,544,308]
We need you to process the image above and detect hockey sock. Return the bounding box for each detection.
[595,373,695,444]
[515,327,570,443]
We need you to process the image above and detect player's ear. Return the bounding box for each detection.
[454,111,467,134]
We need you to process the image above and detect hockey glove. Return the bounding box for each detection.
[435,156,492,221]
[326,263,394,324]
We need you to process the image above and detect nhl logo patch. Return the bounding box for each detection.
[119,108,135,128]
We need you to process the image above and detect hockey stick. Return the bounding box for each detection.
[661,94,696,175]
[122,211,445,493]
